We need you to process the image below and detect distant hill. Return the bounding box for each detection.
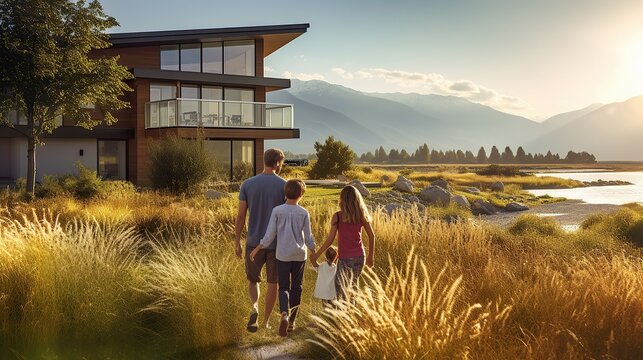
[540,103,603,131]
[527,96,643,161]
[267,79,642,160]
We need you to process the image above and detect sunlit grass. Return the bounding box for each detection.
[0,187,641,358]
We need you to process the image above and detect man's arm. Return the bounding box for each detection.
[234,200,248,259]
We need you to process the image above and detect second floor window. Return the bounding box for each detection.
[160,41,255,76]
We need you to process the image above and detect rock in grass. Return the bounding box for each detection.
[463,187,481,195]
[451,195,471,210]
[348,180,370,198]
[431,178,452,192]
[472,199,497,215]
[419,186,451,205]
[205,189,227,200]
[394,176,414,193]
[384,203,403,215]
[505,202,529,212]
[490,182,505,192]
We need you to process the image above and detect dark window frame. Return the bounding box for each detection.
[96,138,129,181]
[162,40,256,76]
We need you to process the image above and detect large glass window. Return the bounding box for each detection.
[232,141,254,181]
[202,86,223,127]
[150,84,177,127]
[224,40,255,76]
[98,140,127,180]
[204,140,232,181]
[160,45,179,71]
[202,42,223,74]
[180,43,201,72]
[180,85,200,126]
[224,88,255,126]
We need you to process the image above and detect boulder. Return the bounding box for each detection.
[451,195,471,210]
[431,178,451,191]
[408,195,420,203]
[463,187,481,195]
[348,180,370,198]
[419,186,451,205]
[204,189,227,200]
[381,174,393,183]
[490,181,505,192]
[384,203,402,215]
[413,202,426,213]
[505,202,529,212]
[472,199,497,215]
[394,176,414,193]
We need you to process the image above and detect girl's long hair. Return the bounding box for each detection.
[339,185,372,225]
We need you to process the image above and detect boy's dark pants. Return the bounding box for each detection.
[277,260,305,324]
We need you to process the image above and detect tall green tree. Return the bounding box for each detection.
[515,146,527,163]
[476,147,488,164]
[309,136,355,179]
[0,0,132,194]
[488,146,501,164]
[501,146,515,163]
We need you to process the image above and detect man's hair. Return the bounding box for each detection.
[284,179,306,200]
[264,148,285,168]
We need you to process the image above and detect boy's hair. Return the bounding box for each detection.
[284,179,306,199]
[339,185,372,224]
[325,246,337,263]
[264,148,285,168]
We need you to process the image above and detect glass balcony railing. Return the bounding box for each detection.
[145,98,294,129]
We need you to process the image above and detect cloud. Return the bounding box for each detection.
[331,67,354,80]
[333,67,530,114]
[282,71,325,81]
[264,65,274,73]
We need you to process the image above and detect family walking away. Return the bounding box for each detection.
[235,148,376,338]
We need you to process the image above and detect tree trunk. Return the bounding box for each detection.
[26,134,36,195]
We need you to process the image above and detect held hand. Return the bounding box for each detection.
[235,242,243,259]
[250,248,259,262]
[310,257,319,268]
[366,254,374,267]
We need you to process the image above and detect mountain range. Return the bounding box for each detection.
[266,79,643,161]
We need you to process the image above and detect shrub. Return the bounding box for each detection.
[477,164,525,177]
[508,214,564,237]
[35,163,108,200]
[581,208,643,246]
[309,136,354,179]
[148,136,215,195]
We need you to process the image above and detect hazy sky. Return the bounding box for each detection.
[101,0,643,120]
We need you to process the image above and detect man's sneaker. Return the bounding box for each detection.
[287,323,295,332]
[279,315,289,337]
[247,312,259,333]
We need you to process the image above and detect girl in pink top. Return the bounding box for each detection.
[312,185,375,300]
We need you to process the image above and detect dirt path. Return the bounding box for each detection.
[480,199,621,228]
[240,339,307,360]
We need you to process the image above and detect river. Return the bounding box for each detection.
[529,171,643,205]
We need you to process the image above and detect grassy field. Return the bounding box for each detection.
[0,173,641,358]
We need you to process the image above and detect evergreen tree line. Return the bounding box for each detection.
[358,144,597,164]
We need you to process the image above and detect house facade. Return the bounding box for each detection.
[0,24,308,185]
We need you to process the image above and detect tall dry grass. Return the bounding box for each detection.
[0,190,641,358]
[311,251,512,359]
[0,212,145,349]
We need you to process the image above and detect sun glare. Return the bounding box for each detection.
[625,38,643,86]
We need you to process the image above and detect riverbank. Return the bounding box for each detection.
[481,199,621,228]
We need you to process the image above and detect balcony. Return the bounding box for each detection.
[145,98,294,129]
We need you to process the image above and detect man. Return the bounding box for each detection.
[235,148,286,332]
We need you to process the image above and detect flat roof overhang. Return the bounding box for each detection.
[0,125,134,139]
[132,68,290,91]
[145,127,300,140]
[108,23,309,57]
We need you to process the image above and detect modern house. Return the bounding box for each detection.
[0,23,308,185]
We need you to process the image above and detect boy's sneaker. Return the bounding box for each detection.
[287,323,295,332]
[279,315,289,337]
[247,311,259,333]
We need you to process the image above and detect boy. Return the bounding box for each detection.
[250,179,315,337]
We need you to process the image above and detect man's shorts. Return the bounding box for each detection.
[245,245,278,283]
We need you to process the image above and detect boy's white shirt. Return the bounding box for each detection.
[313,262,337,300]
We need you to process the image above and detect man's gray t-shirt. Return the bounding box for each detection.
[239,173,286,249]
